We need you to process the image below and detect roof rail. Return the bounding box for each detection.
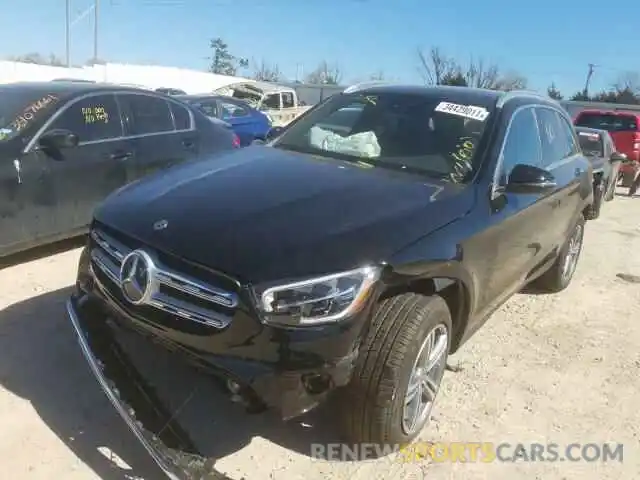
[496,89,549,108]
[342,81,391,94]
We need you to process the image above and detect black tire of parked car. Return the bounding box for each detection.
[585,180,604,220]
[619,170,636,188]
[341,293,452,445]
[528,214,585,293]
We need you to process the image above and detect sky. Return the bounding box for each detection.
[1,0,639,96]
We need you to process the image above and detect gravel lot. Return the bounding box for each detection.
[1,191,638,480]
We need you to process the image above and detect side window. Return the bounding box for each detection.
[282,92,295,109]
[499,108,541,184]
[536,108,576,167]
[122,94,173,135]
[51,94,121,142]
[169,102,192,130]
[194,101,218,118]
[555,111,579,156]
[220,101,249,119]
[262,94,281,109]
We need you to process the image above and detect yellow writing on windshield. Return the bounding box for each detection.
[81,105,109,124]
[10,94,59,131]
[451,136,475,162]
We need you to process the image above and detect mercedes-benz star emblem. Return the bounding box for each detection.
[153,219,168,231]
[119,250,154,305]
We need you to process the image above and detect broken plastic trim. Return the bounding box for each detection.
[66,299,233,480]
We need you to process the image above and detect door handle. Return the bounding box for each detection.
[110,151,133,161]
[182,139,196,149]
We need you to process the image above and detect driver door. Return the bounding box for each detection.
[26,93,135,236]
[478,107,552,308]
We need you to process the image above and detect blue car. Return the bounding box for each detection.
[176,94,272,146]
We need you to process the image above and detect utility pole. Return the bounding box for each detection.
[93,0,99,61]
[583,63,596,98]
[65,0,70,67]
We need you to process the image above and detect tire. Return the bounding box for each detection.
[620,170,636,188]
[529,214,585,293]
[341,293,452,445]
[604,176,615,202]
[585,181,604,220]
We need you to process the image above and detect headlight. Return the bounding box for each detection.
[255,266,380,326]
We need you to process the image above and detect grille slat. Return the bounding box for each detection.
[89,227,237,329]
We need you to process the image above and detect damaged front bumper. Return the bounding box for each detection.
[67,297,230,480]
[67,284,364,479]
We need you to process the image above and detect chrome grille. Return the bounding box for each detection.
[89,228,238,329]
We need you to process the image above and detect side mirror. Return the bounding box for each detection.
[505,164,557,193]
[38,129,79,150]
[265,126,285,141]
[611,152,627,163]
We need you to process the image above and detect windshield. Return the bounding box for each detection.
[0,91,61,142]
[575,113,638,132]
[271,91,493,182]
[577,130,604,156]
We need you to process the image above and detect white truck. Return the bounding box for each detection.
[214,81,312,127]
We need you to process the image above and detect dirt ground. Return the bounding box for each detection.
[0,191,638,480]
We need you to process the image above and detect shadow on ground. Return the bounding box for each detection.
[0,288,343,480]
[0,236,86,269]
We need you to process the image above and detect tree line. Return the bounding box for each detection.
[547,73,640,104]
[9,40,640,105]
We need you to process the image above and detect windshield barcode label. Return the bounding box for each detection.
[435,102,489,121]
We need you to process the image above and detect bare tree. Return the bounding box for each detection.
[417,47,527,91]
[252,59,281,82]
[417,47,457,85]
[613,71,640,95]
[493,70,528,91]
[305,60,343,85]
[462,56,499,89]
[7,52,65,66]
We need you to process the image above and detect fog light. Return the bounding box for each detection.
[302,373,331,395]
[226,379,242,394]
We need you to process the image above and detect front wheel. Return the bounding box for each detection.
[341,293,452,445]
[529,215,585,293]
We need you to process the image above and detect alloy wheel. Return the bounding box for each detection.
[401,324,449,436]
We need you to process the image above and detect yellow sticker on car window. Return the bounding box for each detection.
[81,105,110,125]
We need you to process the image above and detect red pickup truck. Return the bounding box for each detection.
[574,110,640,186]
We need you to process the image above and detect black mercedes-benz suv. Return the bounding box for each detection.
[67,84,594,478]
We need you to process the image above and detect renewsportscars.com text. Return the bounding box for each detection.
[310,442,624,463]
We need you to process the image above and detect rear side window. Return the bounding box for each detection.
[577,131,604,156]
[169,102,192,130]
[51,94,122,142]
[220,101,249,119]
[575,113,638,132]
[121,94,173,134]
[193,101,218,118]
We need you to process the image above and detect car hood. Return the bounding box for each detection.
[95,146,474,284]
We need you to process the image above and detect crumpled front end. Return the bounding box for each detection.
[67,295,231,480]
